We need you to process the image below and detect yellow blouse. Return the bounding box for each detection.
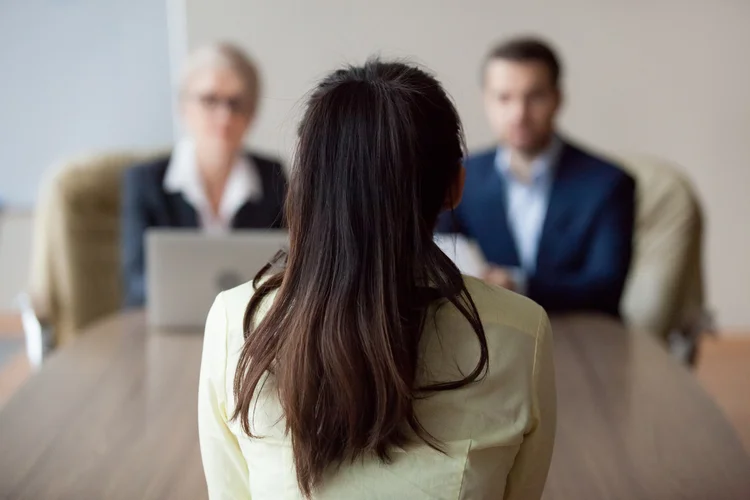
[198,276,556,499]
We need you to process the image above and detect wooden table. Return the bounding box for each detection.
[1,312,748,500]
[0,312,205,500]
[543,316,750,500]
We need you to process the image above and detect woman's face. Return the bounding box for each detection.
[182,65,254,161]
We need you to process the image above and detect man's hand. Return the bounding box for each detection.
[482,266,517,291]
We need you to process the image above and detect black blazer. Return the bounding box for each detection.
[121,152,287,308]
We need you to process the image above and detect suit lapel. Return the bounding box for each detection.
[165,192,199,227]
[231,154,270,228]
[537,144,576,269]
[231,201,258,228]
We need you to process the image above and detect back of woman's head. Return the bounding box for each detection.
[233,59,487,497]
[291,60,464,240]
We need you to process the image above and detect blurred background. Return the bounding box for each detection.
[0,0,748,477]
[2,0,749,329]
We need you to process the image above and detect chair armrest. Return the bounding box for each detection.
[16,293,55,369]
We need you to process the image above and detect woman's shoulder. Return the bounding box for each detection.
[219,280,256,310]
[419,276,551,444]
[127,154,171,176]
[216,280,257,330]
[424,275,549,388]
[122,155,172,190]
[212,280,277,345]
[214,276,548,340]
[460,275,548,339]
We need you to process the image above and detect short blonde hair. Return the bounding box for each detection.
[180,42,261,115]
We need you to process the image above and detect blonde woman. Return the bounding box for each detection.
[121,43,286,307]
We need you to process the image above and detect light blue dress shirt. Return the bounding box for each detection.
[495,137,563,293]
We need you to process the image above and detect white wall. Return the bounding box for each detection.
[0,0,176,310]
[0,0,174,208]
[181,0,750,330]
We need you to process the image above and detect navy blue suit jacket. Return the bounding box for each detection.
[437,140,635,317]
[120,152,287,308]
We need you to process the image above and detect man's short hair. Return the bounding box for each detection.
[483,37,562,88]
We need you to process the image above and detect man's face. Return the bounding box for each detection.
[483,59,561,155]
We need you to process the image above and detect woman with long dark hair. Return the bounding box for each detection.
[198,59,556,499]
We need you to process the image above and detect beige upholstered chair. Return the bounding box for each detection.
[27,151,163,349]
[617,155,711,363]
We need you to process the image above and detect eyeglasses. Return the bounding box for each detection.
[191,93,251,115]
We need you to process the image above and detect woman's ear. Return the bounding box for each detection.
[443,165,466,210]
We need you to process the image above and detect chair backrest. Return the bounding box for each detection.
[617,155,705,340]
[29,151,165,345]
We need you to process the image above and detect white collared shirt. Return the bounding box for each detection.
[163,139,264,233]
[495,136,563,292]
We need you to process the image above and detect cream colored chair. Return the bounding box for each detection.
[27,151,163,350]
[618,155,711,363]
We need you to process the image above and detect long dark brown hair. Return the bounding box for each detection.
[232,59,488,497]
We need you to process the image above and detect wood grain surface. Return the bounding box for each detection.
[543,315,750,500]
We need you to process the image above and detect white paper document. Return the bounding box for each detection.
[433,234,489,278]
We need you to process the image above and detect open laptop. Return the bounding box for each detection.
[146,229,288,330]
